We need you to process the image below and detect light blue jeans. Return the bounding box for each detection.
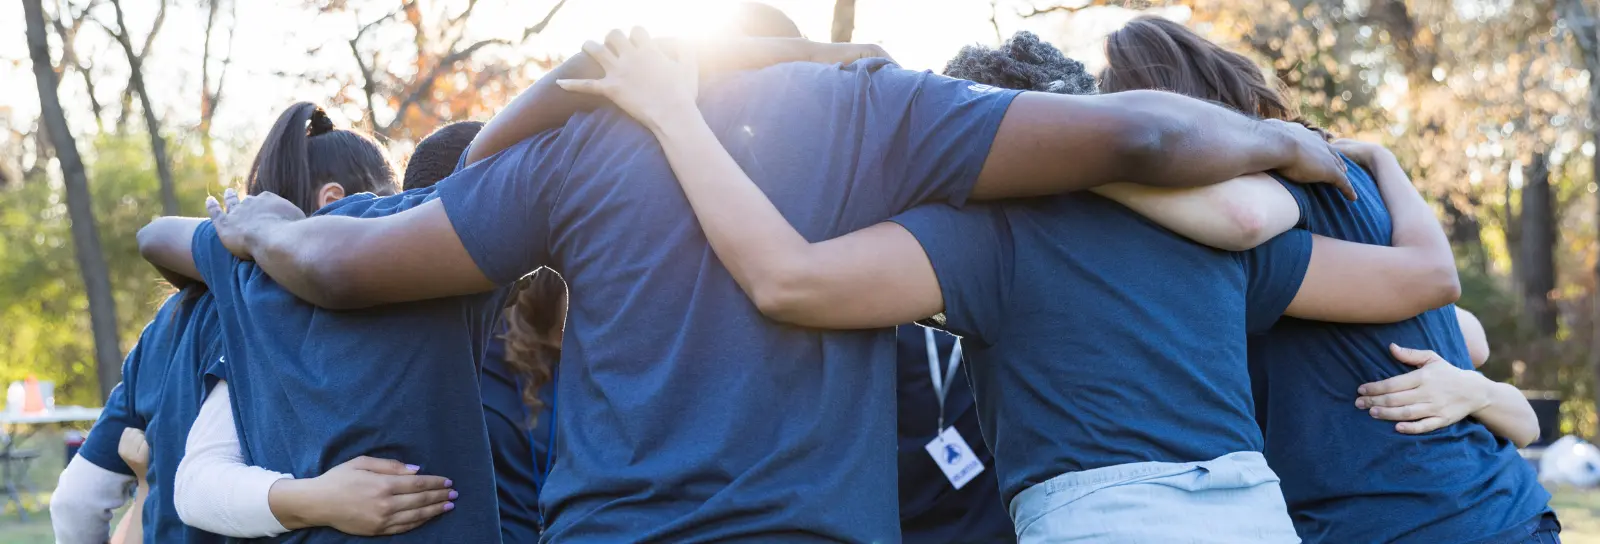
[1009,451,1300,543]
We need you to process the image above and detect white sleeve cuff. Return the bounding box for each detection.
[174,381,293,537]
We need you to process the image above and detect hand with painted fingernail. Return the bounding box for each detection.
[273,456,456,536]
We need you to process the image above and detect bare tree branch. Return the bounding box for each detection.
[1017,0,1133,18]
[381,38,507,136]
[521,0,568,41]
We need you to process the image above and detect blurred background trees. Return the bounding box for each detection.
[4,0,1600,434]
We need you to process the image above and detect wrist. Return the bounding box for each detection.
[267,478,318,530]
[1468,372,1497,414]
[646,105,708,139]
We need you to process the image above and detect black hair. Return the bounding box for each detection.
[943,31,1097,96]
[247,102,397,214]
[403,121,484,191]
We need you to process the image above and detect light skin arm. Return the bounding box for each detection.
[176,382,456,536]
[205,28,1348,311]
[111,428,150,544]
[1457,307,1491,368]
[1357,345,1538,447]
[1091,174,1300,251]
[1280,141,1461,323]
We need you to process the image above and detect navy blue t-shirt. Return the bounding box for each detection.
[191,188,504,542]
[481,327,555,544]
[1249,157,1551,543]
[79,287,227,543]
[895,325,1013,543]
[890,192,1312,506]
[432,59,1019,542]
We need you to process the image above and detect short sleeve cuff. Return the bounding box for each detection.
[76,424,134,477]
[945,89,1023,208]
[430,173,520,286]
[1268,174,1312,229]
[1254,228,1313,332]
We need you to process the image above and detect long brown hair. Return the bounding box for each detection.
[1101,16,1295,121]
[502,268,567,423]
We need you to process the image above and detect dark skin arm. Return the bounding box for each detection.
[206,29,1350,310]
[136,217,204,287]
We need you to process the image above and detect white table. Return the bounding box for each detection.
[1,406,103,519]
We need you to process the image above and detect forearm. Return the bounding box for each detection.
[973,91,1298,199]
[137,217,205,285]
[245,220,362,308]
[112,483,147,544]
[1474,379,1540,448]
[1370,149,1460,306]
[51,456,135,544]
[648,109,815,312]
[1091,174,1298,251]
[175,382,294,537]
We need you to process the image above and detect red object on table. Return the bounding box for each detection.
[22,376,43,414]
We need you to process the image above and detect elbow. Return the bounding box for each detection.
[1515,430,1538,449]
[1107,92,1181,181]
[747,261,816,326]
[136,220,166,264]
[1215,199,1274,252]
[1427,264,1463,309]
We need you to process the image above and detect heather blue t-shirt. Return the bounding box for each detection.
[191,188,504,542]
[894,325,1013,543]
[432,59,1019,541]
[481,328,555,543]
[1250,157,1551,543]
[890,192,1312,506]
[79,287,227,543]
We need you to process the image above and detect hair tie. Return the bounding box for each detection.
[308,108,335,137]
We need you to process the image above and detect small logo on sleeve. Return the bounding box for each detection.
[967,83,1000,94]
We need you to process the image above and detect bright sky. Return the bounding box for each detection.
[1,0,1186,175]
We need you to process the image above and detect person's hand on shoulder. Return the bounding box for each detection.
[1268,119,1356,200]
[205,188,307,260]
[558,27,699,134]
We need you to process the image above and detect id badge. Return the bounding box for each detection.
[924,426,985,489]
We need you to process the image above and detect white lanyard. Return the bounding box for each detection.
[924,327,964,432]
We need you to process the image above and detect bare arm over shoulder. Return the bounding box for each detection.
[1283,142,1460,323]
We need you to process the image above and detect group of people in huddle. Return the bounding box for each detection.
[47,2,1559,543]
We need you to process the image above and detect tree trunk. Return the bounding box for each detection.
[109,0,179,216]
[1519,153,1558,336]
[1556,0,1600,403]
[830,0,856,43]
[23,0,124,400]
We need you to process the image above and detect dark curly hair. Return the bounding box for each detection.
[403,121,483,191]
[943,31,1096,96]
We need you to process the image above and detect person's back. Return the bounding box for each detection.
[435,59,1018,541]
[68,287,228,543]
[191,191,504,542]
[1250,160,1551,543]
[894,325,1013,543]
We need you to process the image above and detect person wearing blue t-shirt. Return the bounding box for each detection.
[50,288,228,544]
[1100,16,1556,543]
[137,103,465,541]
[187,27,1348,542]
[536,31,1478,542]
[895,325,1014,543]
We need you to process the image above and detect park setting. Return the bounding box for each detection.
[5,0,1600,542]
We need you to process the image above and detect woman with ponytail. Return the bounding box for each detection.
[1101,16,1557,544]
[135,103,482,540]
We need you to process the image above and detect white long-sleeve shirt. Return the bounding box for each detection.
[50,454,134,544]
[173,381,294,537]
